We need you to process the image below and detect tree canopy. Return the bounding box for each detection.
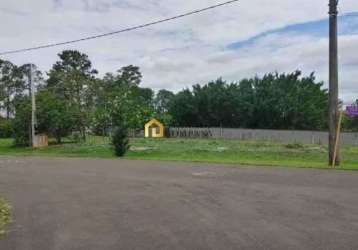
[0,49,352,146]
[169,72,329,130]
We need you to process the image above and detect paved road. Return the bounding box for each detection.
[0,157,358,250]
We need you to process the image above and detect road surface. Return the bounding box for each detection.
[0,156,357,250]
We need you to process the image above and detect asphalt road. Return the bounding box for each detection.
[0,156,358,250]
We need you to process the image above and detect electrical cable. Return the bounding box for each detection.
[0,0,240,56]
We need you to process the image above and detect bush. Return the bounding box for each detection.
[0,119,13,138]
[112,124,130,157]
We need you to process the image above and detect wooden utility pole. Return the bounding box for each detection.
[328,0,339,166]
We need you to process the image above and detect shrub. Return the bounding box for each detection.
[112,124,130,157]
[0,119,13,138]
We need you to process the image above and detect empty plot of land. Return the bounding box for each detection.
[0,157,358,250]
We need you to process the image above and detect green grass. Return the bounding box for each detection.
[0,198,11,236]
[0,137,358,170]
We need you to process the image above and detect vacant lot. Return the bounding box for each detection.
[0,157,358,249]
[0,137,358,169]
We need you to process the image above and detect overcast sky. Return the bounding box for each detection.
[0,0,357,103]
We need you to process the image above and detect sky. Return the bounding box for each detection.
[0,0,357,104]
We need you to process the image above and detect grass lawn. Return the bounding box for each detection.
[0,137,357,170]
[0,198,11,236]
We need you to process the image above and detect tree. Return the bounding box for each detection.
[154,89,175,114]
[47,50,98,139]
[11,90,76,146]
[17,63,43,94]
[93,65,154,133]
[235,78,255,128]
[0,117,12,138]
[0,60,23,119]
[136,87,154,107]
[153,89,175,126]
[0,61,43,120]
[36,90,76,143]
[12,96,31,146]
[121,86,154,128]
[117,65,142,87]
[248,71,328,130]
[192,79,240,127]
[169,89,197,126]
[168,71,328,130]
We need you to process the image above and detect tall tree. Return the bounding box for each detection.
[0,60,21,118]
[117,65,142,87]
[17,63,43,94]
[36,90,77,143]
[155,89,175,114]
[93,65,154,133]
[0,61,41,119]
[47,50,98,139]
[169,89,197,127]
[154,89,175,126]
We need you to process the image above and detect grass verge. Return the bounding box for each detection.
[0,198,11,237]
[0,137,357,170]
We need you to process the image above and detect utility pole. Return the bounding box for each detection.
[30,64,36,148]
[328,0,339,166]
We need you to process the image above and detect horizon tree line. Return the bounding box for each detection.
[0,49,357,145]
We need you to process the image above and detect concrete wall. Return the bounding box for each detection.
[167,127,358,145]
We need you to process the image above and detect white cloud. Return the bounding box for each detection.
[0,0,357,103]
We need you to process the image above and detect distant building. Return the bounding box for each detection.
[144,118,164,138]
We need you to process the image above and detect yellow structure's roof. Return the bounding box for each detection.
[145,118,163,128]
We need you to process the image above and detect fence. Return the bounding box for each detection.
[130,127,358,145]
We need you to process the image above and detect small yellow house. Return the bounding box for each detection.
[145,118,164,138]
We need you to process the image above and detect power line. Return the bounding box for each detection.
[0,0,240,56]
